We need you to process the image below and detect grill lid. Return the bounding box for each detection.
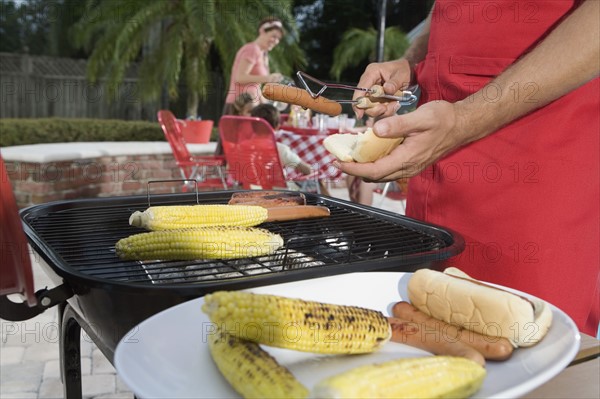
[19,191,464,292]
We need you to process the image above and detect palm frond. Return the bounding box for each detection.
[383,26,410,60]
[138,23,185,101]
[330,28,377,81]
[329,26,409,80]
[100,2,170,98]
[183,0,215,40]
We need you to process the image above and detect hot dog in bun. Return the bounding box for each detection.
[323,128,404,163]
[408,267,553,347]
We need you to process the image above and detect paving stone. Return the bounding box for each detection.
[91,348,117,375]
[1,317,59,348]
[42,354,93,380]
[92,392,135,399]
[115,374,134,394]
[0,392,40,398]
[81,356,92,375]
[1,320,23,346]
[42,359,60,379]
[29,308,59,326]
[22,341,60,363]
[38,377,64,398]
[0,346,25,365]
[1,319,41,347]
[0,361,43,394]
[81,374,116,397]
[80,335,95,357]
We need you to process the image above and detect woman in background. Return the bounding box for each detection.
[223,17,284,115]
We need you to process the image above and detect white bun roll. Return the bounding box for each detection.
[407,267,552,347]
[323,128,403,163]
[322,133,357,162]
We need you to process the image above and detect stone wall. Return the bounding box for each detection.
[4,154,185,208]
[5,154,226,208]
[2,141,219,208]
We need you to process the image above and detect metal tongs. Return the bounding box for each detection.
[295,71,418,109]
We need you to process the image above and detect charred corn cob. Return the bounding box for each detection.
[202,291,391,354]
[115,226,283,260]
[129,204,268,230]
[312,356,486,399]
[208,328,308,399]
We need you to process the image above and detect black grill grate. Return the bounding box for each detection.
[21,191,463,287]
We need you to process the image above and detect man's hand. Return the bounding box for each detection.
[353,59,413,119]
[337,100,469,182]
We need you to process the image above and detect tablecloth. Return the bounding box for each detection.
[275,130,343,181]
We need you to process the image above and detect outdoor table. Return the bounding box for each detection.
[275,129,343,182]
[522,333,600,398]
[281,126,338,135]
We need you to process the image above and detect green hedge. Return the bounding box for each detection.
[0,118,165,147]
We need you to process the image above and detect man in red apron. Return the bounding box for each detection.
[339,1,599,336]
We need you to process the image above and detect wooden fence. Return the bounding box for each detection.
[0,53,226,121]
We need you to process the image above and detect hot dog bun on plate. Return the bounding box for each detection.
[407,267,553,347]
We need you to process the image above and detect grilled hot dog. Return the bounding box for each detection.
[387,317,486,367]
[392,301,514,361]
[262,84,342,116]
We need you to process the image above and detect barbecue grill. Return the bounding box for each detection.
[1,160,464,398]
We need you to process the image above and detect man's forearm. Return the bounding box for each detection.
[456,0,600,143]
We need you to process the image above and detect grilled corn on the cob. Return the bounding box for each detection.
[208,328,308,399]
[202,291,391,354]
[115,226,283,260]
[312,356,486,399]
[129,204,269,230]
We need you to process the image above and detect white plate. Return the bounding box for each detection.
[114,272,580,398]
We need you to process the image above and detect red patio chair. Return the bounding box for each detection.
[157,110,227,191]
[0,155,36,308]
[218,115,319,192]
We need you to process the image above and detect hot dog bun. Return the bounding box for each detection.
[262,83,342,116]
[407,268,553,347]
[323,128,404,163]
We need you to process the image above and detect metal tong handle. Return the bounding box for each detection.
[295,71,418,108]
[351,85,418,109]
[296,71,370,98]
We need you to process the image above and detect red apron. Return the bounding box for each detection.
[408,0,599,335]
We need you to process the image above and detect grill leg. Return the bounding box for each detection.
[59,303,83,399]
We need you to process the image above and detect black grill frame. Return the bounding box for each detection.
[21,190,463,293]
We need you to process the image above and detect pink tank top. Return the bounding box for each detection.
[225,42,269,105]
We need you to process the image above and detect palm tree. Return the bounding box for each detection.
[72,0,304,118]
[329,26,409,81]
